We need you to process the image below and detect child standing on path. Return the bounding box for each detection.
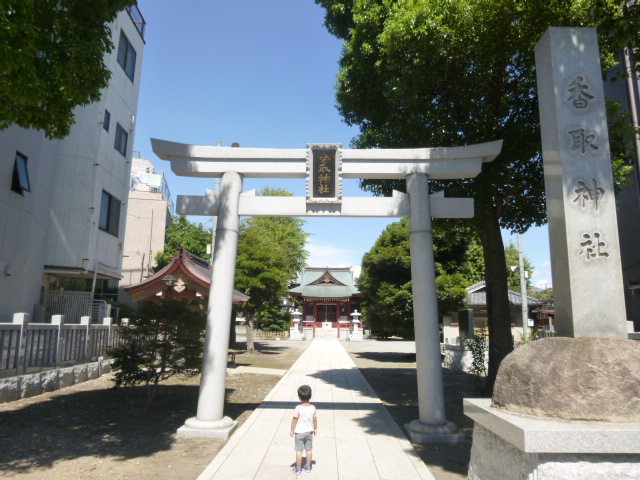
[290,384,317,475]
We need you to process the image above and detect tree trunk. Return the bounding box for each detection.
[246,315,255,351]
[478,210,514,396]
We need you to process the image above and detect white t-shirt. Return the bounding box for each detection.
[293,403,317,433]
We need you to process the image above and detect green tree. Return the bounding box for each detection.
[1,0,136,139]
[530,287,554,310]
[359,219,533,337]
[504,242,535,292]
[358,218,476,338]
[255,306,291,332]
[235,188,309,350]
[154,216,212,270]
[460,238,486,285]
[108,300,205,405]
[316,0,638,392]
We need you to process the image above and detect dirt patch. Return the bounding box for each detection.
[0,340,308,480]
[0,339,478,480]
[343,339,482,480]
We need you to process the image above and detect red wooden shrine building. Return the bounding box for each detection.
[123,246,249,309]
[288,267,362,338]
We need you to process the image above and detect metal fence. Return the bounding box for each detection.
[38,291,118,326]
[40,290,93,324]
[0,313,122,377]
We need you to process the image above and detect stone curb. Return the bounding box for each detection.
[0,358,114,404]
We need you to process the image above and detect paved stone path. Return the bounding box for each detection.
[197,339,435,479]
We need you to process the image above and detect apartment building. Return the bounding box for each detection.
[608,46,640,329]
[0,7,146,321]
[118,156,174,305]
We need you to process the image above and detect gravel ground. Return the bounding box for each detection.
[0,340,308,480]
[1,338,477,480]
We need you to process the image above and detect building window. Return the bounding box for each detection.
[117,30,137,81]
[11,152,31,194]
[115,123,128,156]
[99,190,121,236]
[103,110,111,132]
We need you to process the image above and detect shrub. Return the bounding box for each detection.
[108,300,205,404]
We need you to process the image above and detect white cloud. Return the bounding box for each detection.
[535,279,551,289]
[531,259,552,287]
[305,241,361,270]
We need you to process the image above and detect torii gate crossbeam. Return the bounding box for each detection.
[151,139,502,444]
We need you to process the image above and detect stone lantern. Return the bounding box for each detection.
[290,308,304,341]
[349,309,363,341]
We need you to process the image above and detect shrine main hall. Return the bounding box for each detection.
[288,267,362,339]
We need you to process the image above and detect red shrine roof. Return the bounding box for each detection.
[123,246,249,305]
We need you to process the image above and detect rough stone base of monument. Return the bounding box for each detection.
[405,419,465,444]
[176,416,238,439]
[464,399,640,480]
[492,337,640,422]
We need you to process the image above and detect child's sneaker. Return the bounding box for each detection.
[295,467,303,475]
[304,466,312,472]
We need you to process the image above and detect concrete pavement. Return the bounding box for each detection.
[197,339,435,480]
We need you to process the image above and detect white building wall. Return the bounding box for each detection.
[119,158,173,304]
[0,9,145,321]
[45,10,145,280]
[0,128,60,321]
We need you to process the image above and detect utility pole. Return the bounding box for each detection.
[517,233,529,339]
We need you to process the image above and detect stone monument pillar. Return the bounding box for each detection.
[177,171,243,439]
[464,28,640,479]
[536,27,627,338]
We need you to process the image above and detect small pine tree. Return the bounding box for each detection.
[256,306,291,332]
[108,300,205,405]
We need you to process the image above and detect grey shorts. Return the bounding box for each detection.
[294,431,314,451]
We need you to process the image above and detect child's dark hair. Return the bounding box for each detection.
[298,384,312,402]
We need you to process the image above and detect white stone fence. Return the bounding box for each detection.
[0,313,122,378]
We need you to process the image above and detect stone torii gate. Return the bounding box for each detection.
[151,138,502,443]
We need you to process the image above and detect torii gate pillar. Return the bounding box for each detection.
[406,173,464,443]
[177,171,243,439]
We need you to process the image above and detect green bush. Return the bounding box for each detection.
[108,300,205,405]
[465,328,488,393]
[256,307,291,332]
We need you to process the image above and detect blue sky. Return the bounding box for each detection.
[132,0,552,288]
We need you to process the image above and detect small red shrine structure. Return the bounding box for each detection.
[123,246,249,308]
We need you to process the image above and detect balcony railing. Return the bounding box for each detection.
[126,5,146,41]
[130,171,175,215]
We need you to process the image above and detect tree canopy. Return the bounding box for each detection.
[234,187,309,350]
[0,0,136,139]
[358,219,489,337]
[154,216,212,271]
[504,242,535,292]
[316,0,639,391]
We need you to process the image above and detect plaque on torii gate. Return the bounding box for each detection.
[151,138,502,443]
